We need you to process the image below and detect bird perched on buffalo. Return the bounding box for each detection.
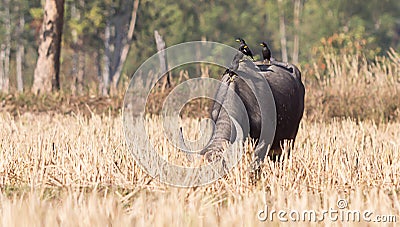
[224,49,244,76]
[236,38,254,60]
[260,41,272,64]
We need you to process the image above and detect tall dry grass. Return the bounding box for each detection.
[1,49,399,122]
[0,49,399,225]
[304,48,400,122]
[0,113,399,225]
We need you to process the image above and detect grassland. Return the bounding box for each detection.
[0,50,399,226]
[1,113,400,225]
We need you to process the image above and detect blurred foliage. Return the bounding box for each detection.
[0,0,399,93]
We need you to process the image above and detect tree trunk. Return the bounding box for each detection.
[16,15,25,92]
[0,45,4,92]
[154,30,170,90]
[16,7,25,93]
[32,0,65,94]
[77,50,85,94]
[292,0,301,65]
[109,0,140,95]
[77,0,85,95]
[1,0,11,94]
[70,1,85,95]
[102,21,111,96]
[71,51,78,95]
[70,2,78,95]
[277,0,288,62]
[71,50,85,95]
[16,44,25,92]
[95,51,103,94]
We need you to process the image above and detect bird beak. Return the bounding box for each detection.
[235,39,240,42]
[260,43,264,46]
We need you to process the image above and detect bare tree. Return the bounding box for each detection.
[101,20,111,96]
[277,0,288,62]
[154,30,171,90]
[31,0,65,94]
[16,7,25,92]
[70,0,85,95]
[292,0,302,65]
[101,0,139,96]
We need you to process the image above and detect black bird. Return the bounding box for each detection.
[235,38,254,60]
[224,50,244,76]
[260,42,272,63]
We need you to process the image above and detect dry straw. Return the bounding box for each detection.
[0,49,399,226]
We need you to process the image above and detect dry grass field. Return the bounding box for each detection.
[0,50,399,226]
[1,113,400,226]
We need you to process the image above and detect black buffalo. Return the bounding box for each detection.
[200,59,305,166]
